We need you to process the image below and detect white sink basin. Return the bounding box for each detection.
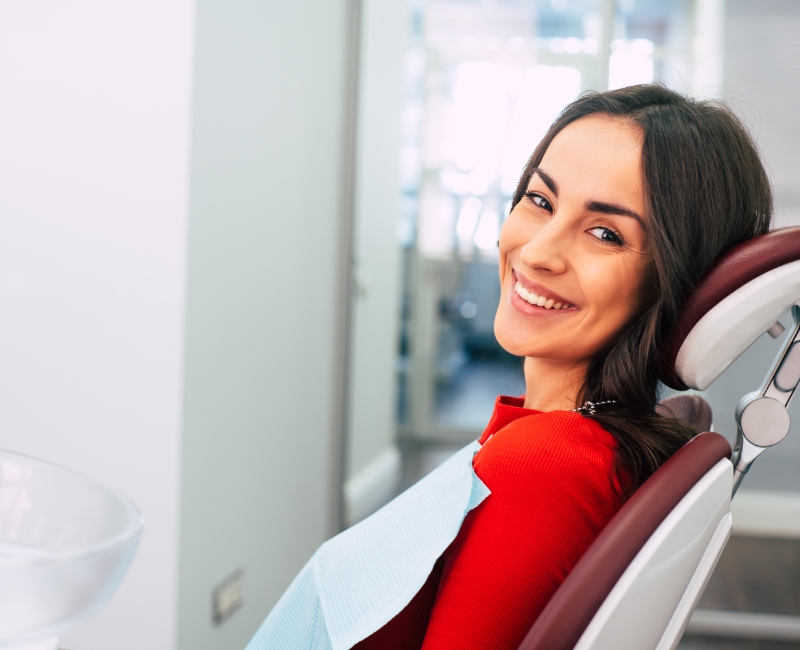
[0,450,143,650]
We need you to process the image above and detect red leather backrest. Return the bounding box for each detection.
[517,431,731,650]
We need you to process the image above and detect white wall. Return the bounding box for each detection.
[344,0,409,524]
[176,1,354,648]
[0,2,194,649]
[724,0,800,227]
[0,0,360,647]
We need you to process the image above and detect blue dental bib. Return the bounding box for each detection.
[246,440,490,650]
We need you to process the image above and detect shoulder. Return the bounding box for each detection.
[485,409,615,452]
[474,410,617,481]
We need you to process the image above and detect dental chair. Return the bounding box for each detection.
[519,227,800,650]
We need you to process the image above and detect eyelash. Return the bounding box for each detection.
[523,190,626,247]
[525,190,552,212]
[588,226,625,246]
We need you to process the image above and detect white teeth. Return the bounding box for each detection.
[515,279,573,310]
[515,281,538,305]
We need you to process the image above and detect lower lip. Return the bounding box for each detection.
[509,277,577,317]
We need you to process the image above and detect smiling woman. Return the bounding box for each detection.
[246,85,773,650]
[496,114,652,414]
[505,86,772,496]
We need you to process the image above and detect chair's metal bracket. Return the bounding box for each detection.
[732,303,800,495]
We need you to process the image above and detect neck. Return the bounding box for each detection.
[523,356,589,412]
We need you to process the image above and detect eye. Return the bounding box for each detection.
[524,191,553,213]
[588,226,624,246]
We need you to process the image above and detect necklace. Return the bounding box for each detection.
[572,400,618,415]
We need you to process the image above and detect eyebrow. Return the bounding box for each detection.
[531,167,644,228]
[585,200,645,228]
[531,168,558,196]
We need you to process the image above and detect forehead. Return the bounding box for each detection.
[537,114,644,204]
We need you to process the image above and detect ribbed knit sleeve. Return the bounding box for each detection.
[420,410,622,650]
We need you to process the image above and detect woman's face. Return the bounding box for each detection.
[495,114,651,363]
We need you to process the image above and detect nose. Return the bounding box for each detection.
[518,210,572,275]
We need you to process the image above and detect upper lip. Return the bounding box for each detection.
[513,270,577,308]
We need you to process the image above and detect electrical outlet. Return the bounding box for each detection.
[212,569,244,625]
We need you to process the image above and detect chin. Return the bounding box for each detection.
[496,337,537,359]
[494,306,579,360]
[494,316,534,358]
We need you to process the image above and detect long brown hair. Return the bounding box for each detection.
[512,85,772,494]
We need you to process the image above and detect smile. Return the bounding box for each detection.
[514,281,576,310]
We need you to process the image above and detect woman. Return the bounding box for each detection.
[248,85,772,650]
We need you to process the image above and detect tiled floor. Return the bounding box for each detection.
[699,537,800,615]
[398,440,800,649]
[678,537,800,649]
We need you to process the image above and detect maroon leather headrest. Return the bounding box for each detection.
[661,227,800,390]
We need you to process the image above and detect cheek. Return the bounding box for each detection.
[498,211,534,269]
[497,217,519,285]
[585,256,647,332]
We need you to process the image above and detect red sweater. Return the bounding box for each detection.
[354,396,623,650]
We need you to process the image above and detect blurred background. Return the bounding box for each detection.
[0,0,799,649]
